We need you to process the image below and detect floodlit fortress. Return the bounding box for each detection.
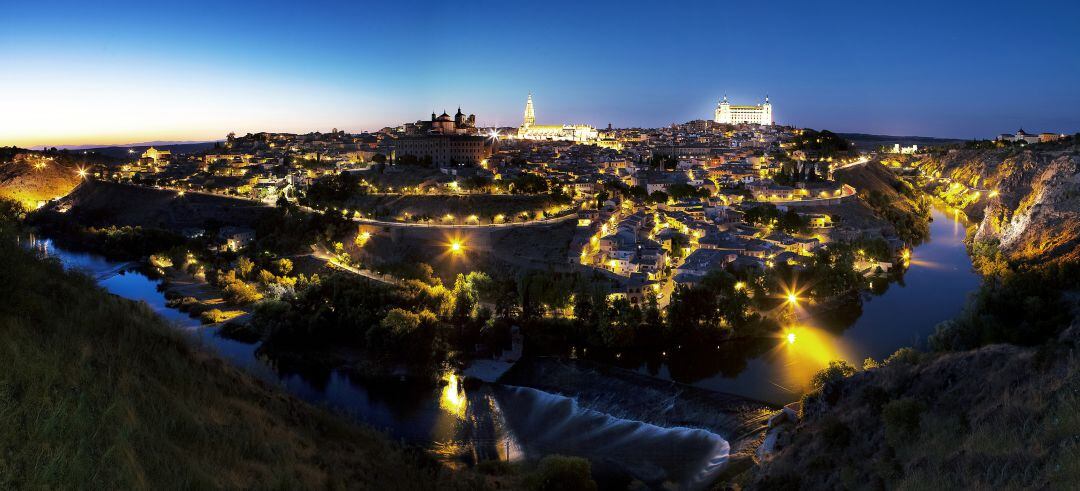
[714,95,773,125]
[517,93,600,142]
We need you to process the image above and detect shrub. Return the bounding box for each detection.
[884,347,921,365]
[882,398,925,447]
[524,455,596,491]
[820,415,852,449]
[809,360,857,389]
[223,280,262,305]
[200,309,229,324]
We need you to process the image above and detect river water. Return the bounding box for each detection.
[20,205,977,487]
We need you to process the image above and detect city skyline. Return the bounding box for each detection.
[3,0,1080,147]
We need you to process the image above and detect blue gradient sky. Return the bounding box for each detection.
[3,0,1079,146]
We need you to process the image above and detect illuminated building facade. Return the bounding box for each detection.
[517,93,599,142]
[714,95,773,125]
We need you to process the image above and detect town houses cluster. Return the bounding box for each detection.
[79,93,908,304]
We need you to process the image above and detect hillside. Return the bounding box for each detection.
[834,160,930,243]
[0,150,83,208]
[46,180,272,231]
[0,231,475,489]
[746,330,1079,489]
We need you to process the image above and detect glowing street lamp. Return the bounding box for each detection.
[76,167,88,179]
[787,332,797,344]
[787,292,799,305]
[449,240,463,254]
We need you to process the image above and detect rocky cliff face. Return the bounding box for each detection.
[917,147,1080,265]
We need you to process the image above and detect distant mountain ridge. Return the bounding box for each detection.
[839,133,965,150]
[48,141,223,159]
[36,140,220,151]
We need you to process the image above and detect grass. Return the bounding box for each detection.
[749,342,1080,490]
[0,235,475,489]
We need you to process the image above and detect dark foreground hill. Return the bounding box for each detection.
[0,232,464,489]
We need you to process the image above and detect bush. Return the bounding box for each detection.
[524,455,596,491]
[222,280,262,305]
[200,309,229,324]
[820,416,852,449]
[884,347,921,365]
[809,360,857,389]
[882,398,925,447]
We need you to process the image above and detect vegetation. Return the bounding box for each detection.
[929,253,1078,351]
[788,129,857,160]
[0,219,478,489]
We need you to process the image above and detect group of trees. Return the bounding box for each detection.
[774,159,827,186]
[244,268,498,374]
[743,203,809,233]
[790,129,857,160]
[303,172,369,207]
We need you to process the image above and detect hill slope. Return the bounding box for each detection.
[0,233,464,489]
[747,335,1079,489]
[0,151,82,208]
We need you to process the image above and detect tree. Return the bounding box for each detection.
[276,258,293,276]
[223,280,262,305]
[235,256,255,279]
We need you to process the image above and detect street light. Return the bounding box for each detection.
[449,240,463,254]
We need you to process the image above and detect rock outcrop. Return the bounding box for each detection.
[917,147,1080,265]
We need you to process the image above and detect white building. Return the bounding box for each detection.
[714,95,773,125]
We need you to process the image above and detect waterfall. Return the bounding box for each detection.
[493,385,730,490]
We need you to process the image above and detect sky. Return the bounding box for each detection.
[2,0,1079,147]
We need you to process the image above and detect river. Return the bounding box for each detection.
[20,205,978,487]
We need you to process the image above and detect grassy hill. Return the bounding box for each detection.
[0,230,469,489]
[745,337,1079,489]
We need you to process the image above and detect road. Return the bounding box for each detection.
[831,155,870,172]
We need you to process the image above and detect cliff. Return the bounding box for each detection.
[916,146,1080,265]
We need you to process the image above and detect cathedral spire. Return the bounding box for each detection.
[523,92,535,127]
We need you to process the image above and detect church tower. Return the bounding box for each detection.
[523,93,536,127]
[762,95,773,125]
